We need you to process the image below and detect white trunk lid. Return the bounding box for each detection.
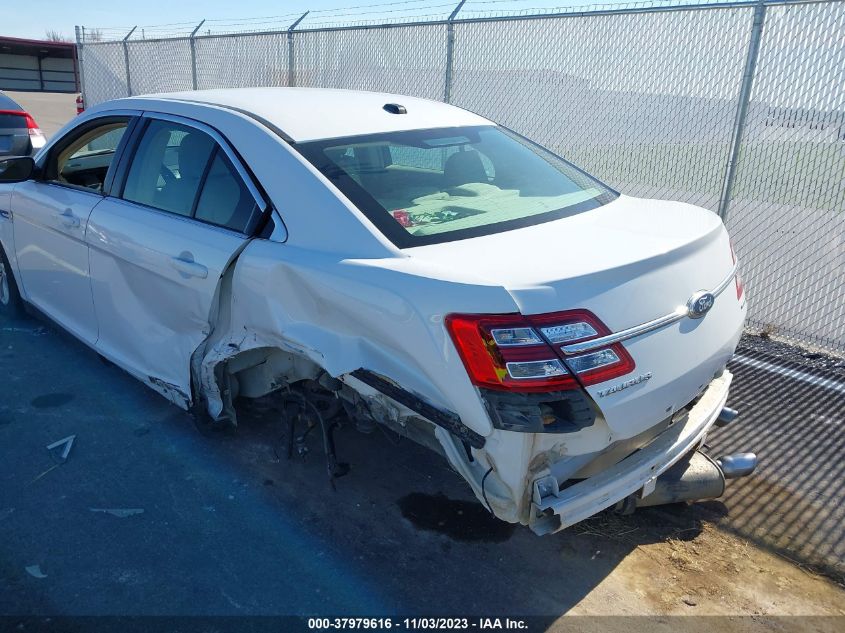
[407,195,746,439]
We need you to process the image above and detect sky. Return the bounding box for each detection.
[3,0,683,41]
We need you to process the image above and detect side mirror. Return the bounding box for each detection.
[0,156,35,183]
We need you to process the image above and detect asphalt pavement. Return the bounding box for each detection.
[0,308,630,617]
[706,340,845,579]
[1,305,843,619]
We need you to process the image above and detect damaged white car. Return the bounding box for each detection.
[0,88,756,534]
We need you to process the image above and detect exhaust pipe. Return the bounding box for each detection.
[624,450,758,511]
[716,452,758,479]
[715,406,739,427]
[634,450,725,508]
[615,409,758,513]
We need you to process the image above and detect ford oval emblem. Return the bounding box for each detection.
[687,291,715,319]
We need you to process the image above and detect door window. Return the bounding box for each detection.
[122,119,261,233]
[123,120,216,217]
[194,151,260,232]
[49,121,128,192]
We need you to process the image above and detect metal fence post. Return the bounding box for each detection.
[287,12,309,87]
[443,0,467,103]
[122,26,137,97]
[717,1,767,223]
[190,20,206,91]
[74,25,86,97]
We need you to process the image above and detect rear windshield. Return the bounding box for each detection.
[0,92,23,111]
[295,125,617,247]
[0,113,26,129]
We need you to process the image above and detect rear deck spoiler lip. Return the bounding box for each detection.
[561,261,739,355]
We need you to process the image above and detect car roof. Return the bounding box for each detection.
[122,87,493,142]
[0,91,23,111]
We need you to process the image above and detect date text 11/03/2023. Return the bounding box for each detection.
[307,618,529,629]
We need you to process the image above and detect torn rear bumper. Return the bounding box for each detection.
[529,371,733,535]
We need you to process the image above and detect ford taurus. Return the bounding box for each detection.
[0,88,756,533]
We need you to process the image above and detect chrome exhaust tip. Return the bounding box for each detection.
[715,406,739,427]
[620,450,757,514]
[632,450,725,510]
[716,452,758,479]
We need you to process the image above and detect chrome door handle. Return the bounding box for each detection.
[169,256,208,279]
[57,209,80,228]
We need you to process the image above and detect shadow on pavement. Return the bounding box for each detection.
[0,309,713,617]
[703,346,845,582]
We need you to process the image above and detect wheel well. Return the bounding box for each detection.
[227,347,323,400]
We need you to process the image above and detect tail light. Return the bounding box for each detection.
[24,113,46,150]
[0,109,46,151]
[730,240,744,300]
[445,309,635,394]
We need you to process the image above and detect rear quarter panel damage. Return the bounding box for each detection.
[200,239,515,437]
[196,239,548,521]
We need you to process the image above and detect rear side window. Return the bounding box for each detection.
[123,120,216,218]
[121,118,263,233]
[194,152,259,232]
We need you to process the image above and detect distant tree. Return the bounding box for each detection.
[45,29,72,42]
[85,29,104,42]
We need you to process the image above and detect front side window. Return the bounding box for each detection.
[49,120,128,192]
[296,125,617,247]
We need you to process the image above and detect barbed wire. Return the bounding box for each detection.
[77,0,800,42]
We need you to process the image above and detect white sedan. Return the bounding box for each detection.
[0,88,755,533]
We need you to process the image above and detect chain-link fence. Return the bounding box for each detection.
[77,0,845,355]
[725,1,845,351]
